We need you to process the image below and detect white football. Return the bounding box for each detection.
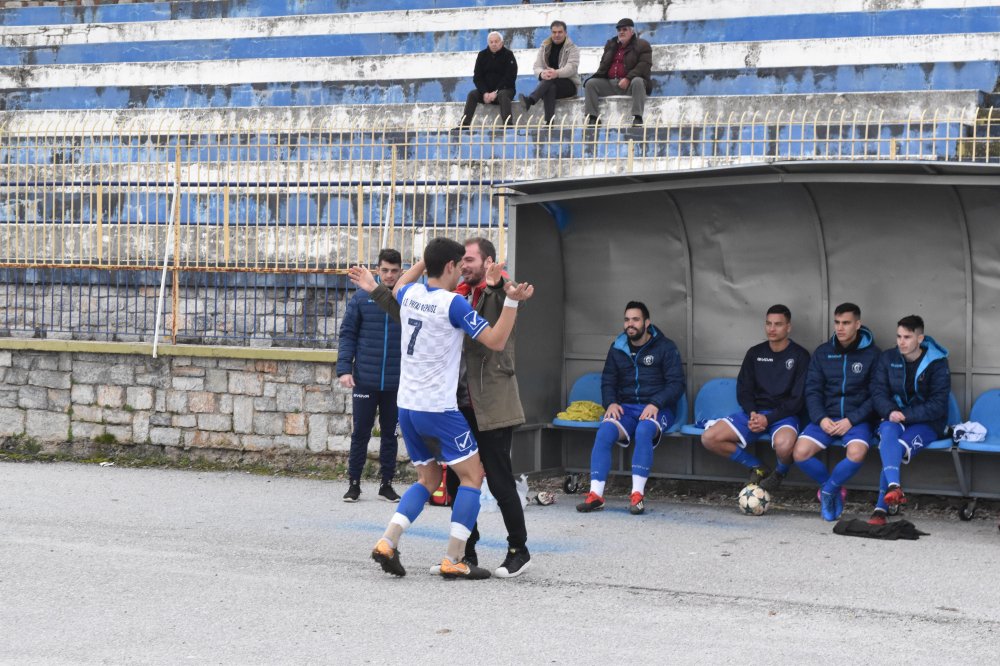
[738,483,771,516]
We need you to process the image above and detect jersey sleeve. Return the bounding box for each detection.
[395,283,413,305]
[448,294,489,339]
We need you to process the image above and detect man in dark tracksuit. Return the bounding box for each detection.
[336,249,403,503]
[792,303,881,521]
[700,304,811,492]
[577,301,685,516]
[461,32,518,128]
[869,314,950,525]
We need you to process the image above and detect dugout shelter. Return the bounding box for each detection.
[505,161,1000,505]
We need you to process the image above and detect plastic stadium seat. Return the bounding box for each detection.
[924,393,962,451]
[552,371,688,434]
[679,378,740,436]
[958,389,1000,453]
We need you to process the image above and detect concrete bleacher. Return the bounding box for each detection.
[0,0,998,124]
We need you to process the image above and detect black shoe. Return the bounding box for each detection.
[748,466,770,485]
[378,482,400,503]
[463,549,478,567]
[494,547,532,578]
[576,491,605,512]
[342,480,361,502]
[632,115,644,127]
[758,470,785,493]
[585,115,600,126]
[519,93,534,110]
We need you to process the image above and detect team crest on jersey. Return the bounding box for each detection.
[463,310,483,329]
[642,355,655,366]
[785,359,795,370]
[852,362,864,374]
[454,430,473,451]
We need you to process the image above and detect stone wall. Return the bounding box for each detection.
[0,347,358,456]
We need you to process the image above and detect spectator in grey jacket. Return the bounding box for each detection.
[519,21,580,124]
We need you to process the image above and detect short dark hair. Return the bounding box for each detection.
[766,304,791,321]
[550,20,567,31]
[897,314,925,333]
[625,300,650,321]
[834,302,861,318]
[424,237,465,278]
[464,236,497,262]
[377,248,402,266]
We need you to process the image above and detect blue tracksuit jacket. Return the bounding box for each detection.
[335,287,402,391]
[805,326,881,425]
[601,325,685,411]
[871,336,951,434]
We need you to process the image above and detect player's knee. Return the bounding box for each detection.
[846,443,868,462]
[593,422,619,448]
[791,440,813,462]
[772,433,794,457]
[635,420,659,444]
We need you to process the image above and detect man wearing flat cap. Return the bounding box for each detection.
[583,18,653,127]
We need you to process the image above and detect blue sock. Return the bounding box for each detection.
[590,422,619,482]
[450,485,481,534]
[729,446,763,469]
[396,483,431,523]
[631,421,659,477]
[775,461,791,476]
[825,458,863,491]
[875,470,888,512]
[796,457,830,485]
[878,424,905,488]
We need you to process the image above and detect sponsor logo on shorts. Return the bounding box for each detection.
[785,359,795,370]
[642,355,655,366]
[454,430,473,451]
[852,362,864,374]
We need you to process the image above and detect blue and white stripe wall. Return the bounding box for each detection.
[1,0,999,119]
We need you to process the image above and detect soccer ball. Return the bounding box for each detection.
[738,484,771,516]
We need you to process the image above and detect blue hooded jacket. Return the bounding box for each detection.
[601,325,685,411]
[335,287,402,391]
[871,336,951,434]
[805,326,881,425]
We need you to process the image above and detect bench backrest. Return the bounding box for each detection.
[692,378,741,423]
[969,389,1000,436]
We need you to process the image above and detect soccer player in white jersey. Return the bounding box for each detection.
[348,237,534,579]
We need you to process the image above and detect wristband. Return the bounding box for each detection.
[503,297,519,309]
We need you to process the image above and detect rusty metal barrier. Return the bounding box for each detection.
[0,107,989,345]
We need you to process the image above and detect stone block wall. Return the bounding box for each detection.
[0,348,359,455]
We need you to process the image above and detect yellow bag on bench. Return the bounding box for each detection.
[556,400,605,422]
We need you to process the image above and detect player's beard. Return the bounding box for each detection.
[626,324,646,342]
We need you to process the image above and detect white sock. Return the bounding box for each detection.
[590,480,606,497]
[632,475,648,495]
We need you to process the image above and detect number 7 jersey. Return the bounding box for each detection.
[395,282,489,412]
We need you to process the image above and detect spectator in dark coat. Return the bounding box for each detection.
[460,32,518,128]
[583,18,653,127]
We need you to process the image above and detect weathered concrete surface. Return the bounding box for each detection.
[1,461,998,663]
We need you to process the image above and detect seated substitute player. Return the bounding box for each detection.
[700,304,810,492]
[792,303,881,521]
[868,315,950,526]
[349,238,534,579]
[576,301,685,515]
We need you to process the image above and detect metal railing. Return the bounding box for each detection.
[0,106,992,345]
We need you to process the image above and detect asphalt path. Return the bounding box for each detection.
[2,461,999,664]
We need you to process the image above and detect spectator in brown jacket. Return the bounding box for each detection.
[583,18,653,127]
[519,20,580,124]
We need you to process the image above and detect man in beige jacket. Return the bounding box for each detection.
[519,20,580,124]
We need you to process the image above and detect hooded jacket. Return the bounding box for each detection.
[336,286,402,391]
[601,325,685,411]
[805,326,881,425]
[871,336,951,434]
[532,35,581,87]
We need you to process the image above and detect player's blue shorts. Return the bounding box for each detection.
[398,407,478,466]
[877,421,938,463]
[606,403,675,448]
[800,421,873,449]
[720,410,800,449]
